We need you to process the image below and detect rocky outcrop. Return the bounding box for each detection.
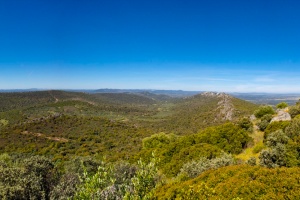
[271,109,291,122]
[201,92,226,97]
[216,93,234,121]
[202,92,235,121]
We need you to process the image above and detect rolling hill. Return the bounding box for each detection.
[0,90,258,160]
[152,92,258,135]
[3,90,300,199]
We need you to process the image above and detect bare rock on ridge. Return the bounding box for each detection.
[271,109,291,122]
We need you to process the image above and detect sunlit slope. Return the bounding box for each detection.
[156,92,258,135]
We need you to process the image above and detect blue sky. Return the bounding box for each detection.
[1,0,300,92]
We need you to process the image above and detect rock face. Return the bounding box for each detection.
[216,93,234,121]
[201,92,235,121]
[271,109,291,122]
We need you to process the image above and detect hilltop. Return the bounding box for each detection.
[153,92,258,134]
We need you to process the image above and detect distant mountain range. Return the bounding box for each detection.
[1,88,300,105]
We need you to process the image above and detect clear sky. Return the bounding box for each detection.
[1,0,300,92]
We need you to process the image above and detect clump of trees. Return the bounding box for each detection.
[137,123,252,177]
[0,154,162,200]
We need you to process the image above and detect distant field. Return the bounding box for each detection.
[231,93,300,105]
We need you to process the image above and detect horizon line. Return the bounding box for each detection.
[1,88,300,95]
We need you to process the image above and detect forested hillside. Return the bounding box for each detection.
[2,90,300,199]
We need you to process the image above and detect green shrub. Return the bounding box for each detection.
[74,160,115,199]
[285,118,300,139]
[154,165,300,200]
[178,153,235,179]
[237,117,253,132]
[160,143,222,177]
[259,144,288,168]
[261,114,273,122]
[259,130,299,168]
[0,155,56,200]
[289,105,300,118]
[254,106,275,118]
[257,120,269,131]
[264,121,290,139]
[50,173,80,200]
[265,130,289,147]
[276,102,288,109]
[194,123,252,154]
[73,154,161,200]
[142,132,177,149]
[247,157,257,166]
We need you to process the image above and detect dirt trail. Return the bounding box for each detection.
[48,91,59,103]
[21,131,68,142]
[70,98,98,106]
[236,121,264,161]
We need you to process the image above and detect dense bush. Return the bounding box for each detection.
[154,165,300,200]
[246,157,257,166]
[194,123,252,154]
[142,132,177,149]
[257,120,270,131]
[259,144,287,168]
[259,130,300,168]
[289,105,300,118]
[264,121,290,139]
[276,102,288,109]
[74,154,161,200]
[50,172,80,200]
[285,118,300,139]
[137,123,250,177]
[265,130,289,147]
[178,152,235,179]
[254,105,275,118]
[0,155,56,200]
[237,117,253,132]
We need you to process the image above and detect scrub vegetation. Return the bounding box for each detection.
[1,90,300,199]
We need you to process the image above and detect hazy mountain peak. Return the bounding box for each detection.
[201,91,229,98]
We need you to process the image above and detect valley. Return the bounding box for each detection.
[1,90,300,199]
